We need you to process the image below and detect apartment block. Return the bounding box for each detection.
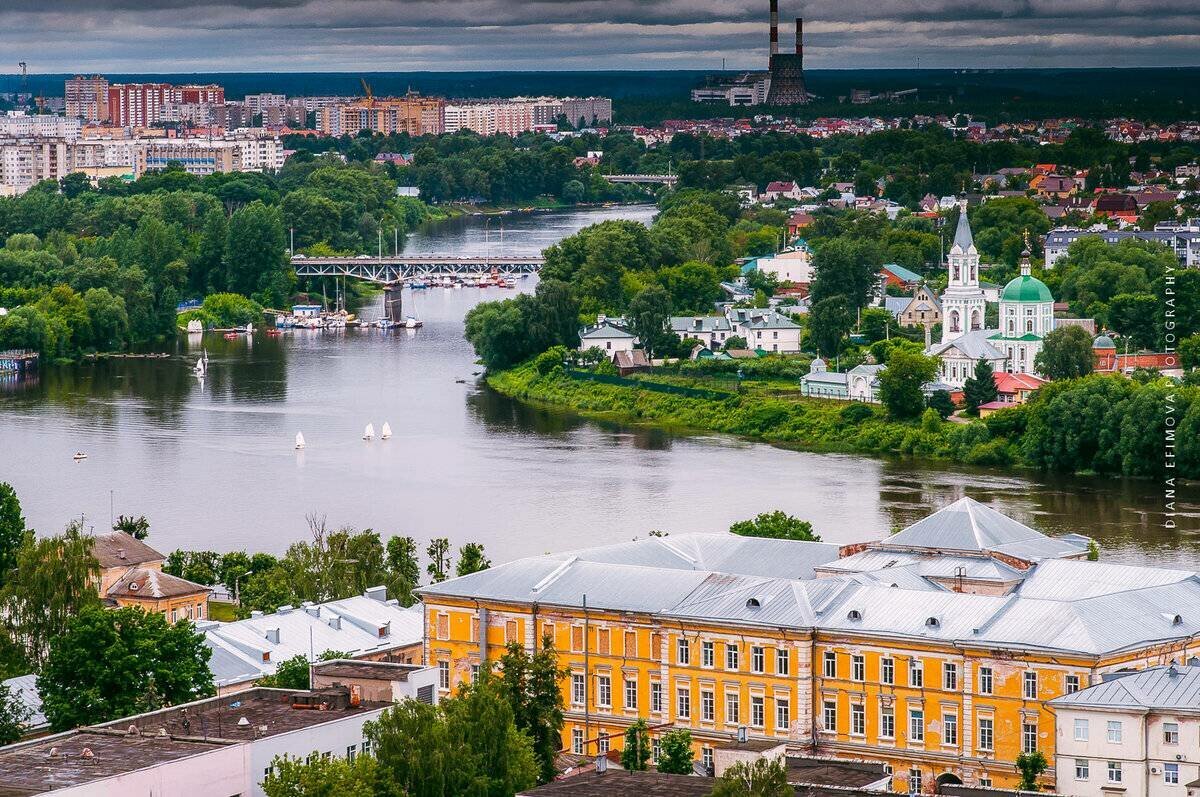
[108,83,225,127]
[317,94,445,137]
[419,498,1200,792]
[64,75,110,123]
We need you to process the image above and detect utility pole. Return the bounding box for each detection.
[583,593,590,754]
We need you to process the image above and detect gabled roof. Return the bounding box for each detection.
[927,329,1005,361]
[91,531,164,569]
[106,567,210,600]
[579,321,635,340]
[882,263,922,283]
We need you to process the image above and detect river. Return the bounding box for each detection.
[2,205,1198,568]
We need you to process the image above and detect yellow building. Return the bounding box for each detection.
[418,499,1200,792]
[92,531,210,622]
[317,92,445,137]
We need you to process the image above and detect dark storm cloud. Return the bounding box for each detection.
[3,0,1197,71]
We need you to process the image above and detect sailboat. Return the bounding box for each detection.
[294,432,305,450]
[193,354,207,377]
[363,423,375,441]
[380,422,392,440]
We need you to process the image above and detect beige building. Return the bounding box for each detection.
[65,75,110,123]
[92,531,210,622]
[317,94,445,137]
[1052,665,1200,797]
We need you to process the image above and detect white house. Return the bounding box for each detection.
[578,319,638,355]
[761,180,803,202]
[669,315,735,350]
[728,307,802,353]
[752,244,814,287]
[1050,664,1200,797]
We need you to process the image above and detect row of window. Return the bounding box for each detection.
[1073,718,1180,745]
[570,727,718,772]
[1072,759,1181,786]
[570,674,793,731]
[816,702,1034,754]
[677,639,789,675]
[821,652,1079,698]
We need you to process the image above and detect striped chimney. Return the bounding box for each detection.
[770,0,779,56]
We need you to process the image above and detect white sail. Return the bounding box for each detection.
[295,432,305,449]
[381,422,392,439]
[363,423,375,440]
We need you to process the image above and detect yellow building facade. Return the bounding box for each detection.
[419,499,1200,792]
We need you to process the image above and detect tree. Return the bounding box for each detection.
[0,683,31,745]
[224,200,291,306]
[0,521,100,668]
[0,483,28,590]
[1016,750,1049,791]
[263,754,379,797]
[1035,325,1095,381]
[724,335,748,351]
[258,654,312,690]
[386,535,421,593]
[962,359,999,415]
[807,296,854,356]
[427,537,451,583]
[497,639,566,783]
[878,349,939,420]
[710,758,792,797]
[1181,334,1200,370]
[113,514,150,539]
[729,511,821,542]
[38,605,214,731]
[622,718,652,771]
[927,389,956,419]
[809,237,884,311]
[657,727,695,774]
[456,543,491,576]
[627,285,675,359]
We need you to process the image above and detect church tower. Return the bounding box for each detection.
[940,201,987,344]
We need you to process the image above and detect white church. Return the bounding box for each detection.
[925,207,1056,388]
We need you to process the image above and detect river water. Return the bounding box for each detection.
[2,205,1198,568]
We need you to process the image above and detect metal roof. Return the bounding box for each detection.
[1050,665,1200,710]
[884,497,1088,560]
[1017,559,1195,600]
[952,210,975,251]
[0,674,46,731]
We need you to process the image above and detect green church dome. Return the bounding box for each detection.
[1001,274,1054,303]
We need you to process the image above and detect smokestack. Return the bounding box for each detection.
[795,17,803,58]
[770,0,779,56]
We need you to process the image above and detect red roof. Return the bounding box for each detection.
[765,181,796,192]
[978,401,1010,411]
[993,372,1048,394]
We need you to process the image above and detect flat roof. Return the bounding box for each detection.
[0,730,230,795]
[312,659,425,681]
[93,687,390,743]
[518,770,714,796]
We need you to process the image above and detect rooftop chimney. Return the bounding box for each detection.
[769,0,779,57]
[795,17,803,58]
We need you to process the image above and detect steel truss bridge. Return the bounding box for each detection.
[292,254,544,284]
[601,173,679,186]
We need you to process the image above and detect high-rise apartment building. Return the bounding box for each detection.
[64,75,110,123]
[317,94,445,137]
[107,83,225,127]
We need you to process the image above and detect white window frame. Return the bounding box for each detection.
[909,708,924,743]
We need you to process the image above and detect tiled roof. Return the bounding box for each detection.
[91,531,164,569]
[106,567,210,600]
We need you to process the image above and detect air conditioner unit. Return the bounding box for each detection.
[1152,767,1161,774]
[1177,754,1185,761]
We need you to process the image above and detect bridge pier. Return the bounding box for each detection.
[384,284,404,323]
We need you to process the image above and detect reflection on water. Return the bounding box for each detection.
[1,204,1197,568]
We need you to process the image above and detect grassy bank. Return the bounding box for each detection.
[488,361,1015,466]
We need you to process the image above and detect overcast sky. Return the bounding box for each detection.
[4,0,1199,73]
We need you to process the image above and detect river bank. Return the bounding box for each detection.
[486,360,1200,482]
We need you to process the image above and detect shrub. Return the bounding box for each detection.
[840,403,875,424]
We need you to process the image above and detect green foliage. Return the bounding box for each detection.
[878,349,939,420]
[0,520,100,668]
[963,359,999,415]
[365,675,539,797]
[1017,750,1049,791]
[622,718,652,771]
[385,536,420,593]
[927,389,956,419]
[627,285,675,358]
[263,754,379,797]
[807,296,854,357]
[810,237,884,311]
[656,728,695,775]
[710,758,792,797]
[0,483,28,591]
[968,198,1051,266]
[456,543,491,576]
[1182,334,1200,370]
[0,683,31,745]
[426,537,451,583]
[258,654,312,690]
[729,511,821,542]
[464,280,581,371]
[497,639,567,784]
[38,605,214,731]
[112,514,150,539]
[1036,325,1096,380]
[840,402,876,424]
[724,335,748,351]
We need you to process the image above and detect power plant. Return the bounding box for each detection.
[690,1,810,107]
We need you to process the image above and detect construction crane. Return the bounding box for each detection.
[360,77,374,105]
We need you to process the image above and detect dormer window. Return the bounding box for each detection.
[925,616,941,629]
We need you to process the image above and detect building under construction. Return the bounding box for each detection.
[690,0,810,107]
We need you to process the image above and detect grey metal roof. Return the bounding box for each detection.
[670,316,733,333]
[1017,559,1194,600]
[927,329,1005,361]
[1050,665,1200,710]
[1,674,46,731]
[952,210,975,251]
[579,322,635,340]
[884,497,1088,560]
[821,549,1024,584]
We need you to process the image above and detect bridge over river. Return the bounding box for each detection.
[291,254,544,284]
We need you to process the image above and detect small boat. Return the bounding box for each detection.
[363,423,375,441]
[294,432,305,450]
[405,317,422,329]
[223,332,238,340]
[381,422,392,440]
[73,452,88,461]
[266,328,281,337]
